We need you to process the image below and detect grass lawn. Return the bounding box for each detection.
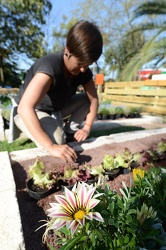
[89,125,144,138]
[0,138,36,152]
[0,125,145,152]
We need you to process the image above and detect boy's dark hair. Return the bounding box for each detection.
[66,20,103,65]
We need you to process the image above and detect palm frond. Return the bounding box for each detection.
[120,37,166,81]
[134,0,166,18]
[121,0,166,81]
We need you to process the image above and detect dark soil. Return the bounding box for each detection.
[11,133,166,250]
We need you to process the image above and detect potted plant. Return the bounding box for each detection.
[26,157,60,200]
[87,164,105,184]
[128,106,136,118]
[156,139,166,159]
[102,154,120,179]
[133,106,142,118]
[102,149,141,177]
[123,106,130,118]
[142,139,166,165]
[61,164,93,189]
[119,149,141,173]
[100,107,110,120]
[108,106,116,120]
[129,106,142,118]
[115,106,124,119]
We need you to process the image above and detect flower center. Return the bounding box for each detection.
[74,210,85,220]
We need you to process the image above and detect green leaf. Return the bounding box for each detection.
[90,164,104,176]
[126,214,133,223]
[108,200,115,214]
[60,235,87,250]
[120,188,129,201]
[103,154,115,170]
[91,230,96,247]
[127,236,136,248]
[114,153,125,168]
[122,149,132,162]
[124,234,130,244]
[60,226,71,236]
[132,152,141,162]
[85,221,90,232]
[95,229,104,241]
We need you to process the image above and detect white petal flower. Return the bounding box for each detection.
[46,182,104,235]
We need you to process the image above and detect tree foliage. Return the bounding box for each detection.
[102,0,146,78]
[105,29,145,78]
[120,0,166,81]
[0,0,52,60]
[0,0,52,86]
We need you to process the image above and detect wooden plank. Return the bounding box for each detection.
[102,80,166,116]
[140,80,166,86]
[105,82,144,88]
[107,95,166,105]
[105,88,166,96]
[110,101,166,115]
[142,106,166,114]
[105,80,166,88]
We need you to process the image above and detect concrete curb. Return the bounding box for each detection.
[70,127,166,151]
[0,152,25,250]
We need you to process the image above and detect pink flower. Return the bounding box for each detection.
[47,182,104,235]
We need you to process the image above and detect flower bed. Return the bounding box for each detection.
[44,167,166,250]
[11,134,166,250]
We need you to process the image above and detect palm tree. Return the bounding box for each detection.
[120,0,166,81]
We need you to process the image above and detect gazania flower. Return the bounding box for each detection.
[133,168,145,181]
[47,182,104,235]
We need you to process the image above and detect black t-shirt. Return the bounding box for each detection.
[15,51,93,112]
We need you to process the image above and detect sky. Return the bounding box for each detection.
[50,0,78,24]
